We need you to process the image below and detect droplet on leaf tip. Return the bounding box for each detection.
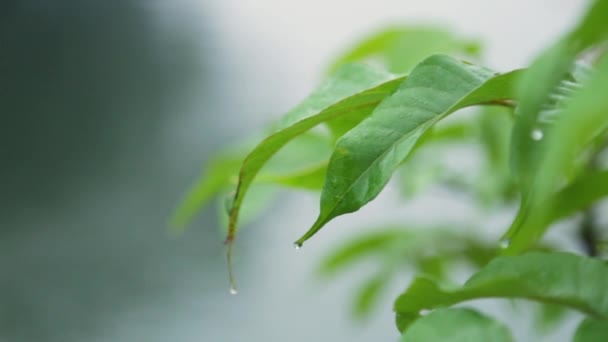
[293,242,302,250]
[420,309,431,316]
[499,239,510,249]
[531,128,544,141]
[230,286,238,295]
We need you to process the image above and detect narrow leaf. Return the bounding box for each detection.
[400,308,512,341]
[170,155,242,230]
[296,55,523,245]
[503,56,608,254]
[171,132,331,230]
[551,169,608,222]
[353,270,392,318]
[394,252,608,331]
[511,0,608,184]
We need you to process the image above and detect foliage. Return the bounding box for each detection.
[175,1,608,340]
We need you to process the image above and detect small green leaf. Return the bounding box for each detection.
[296,56,523,245]
[320,227,494,276]
[394,252,608,331]
[329,27,480,74]
[170,155,243,230]
[551,169,608,222]
[400,308,512,341]
[171,132,332,230]
[319,229,410,275]
[574,318,608,342]
[352,270,392,318]
[216,184,278,232]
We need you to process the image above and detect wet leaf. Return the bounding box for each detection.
[296,55,522,245]
[394,252,608,331]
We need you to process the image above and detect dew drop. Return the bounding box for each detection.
[293,242,302,250]
[420,309,431,316]
[499,239,510,249]
[230,286,238,296]
[530,128,544,141]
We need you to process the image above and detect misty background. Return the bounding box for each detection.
[0,1,586,341]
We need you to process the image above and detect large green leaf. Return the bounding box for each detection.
[394,252,608,331]
[400,308,512,342]
[574,318,608,342]
[295,55,523,246]
[503,56,608,254]
[328,26,480,74]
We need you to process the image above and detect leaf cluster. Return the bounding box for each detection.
[174,1,608,340]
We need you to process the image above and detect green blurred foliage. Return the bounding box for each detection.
[176,0,608,339]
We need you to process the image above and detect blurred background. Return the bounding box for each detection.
[0,0,588,341]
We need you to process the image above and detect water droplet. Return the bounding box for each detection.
[420,309,431,316]
[530,128,544,141]
[293,242,302,250]
[499,239,510,249]
[229,286,238,296]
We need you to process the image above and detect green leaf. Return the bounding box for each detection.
[352,270,392,318]
[320,227,494,276]
[574,318,608,342]
[319,229,410,275]
[295,55,523,245]
[225,64,404,254]
[400,308,512,342]
[170,155,243,230]
[258,161,328,190]
[216,184,278,232]
[171,132,332,230]
[551,169,608,222]
[510,0,608,184]
[329,27,480,74]
[503,56,608,254]
[394,252,608,331]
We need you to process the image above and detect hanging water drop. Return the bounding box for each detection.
[499,239,510,249]
[293,242,302,250]
[229,286,238,296]
[530,128,544,141]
